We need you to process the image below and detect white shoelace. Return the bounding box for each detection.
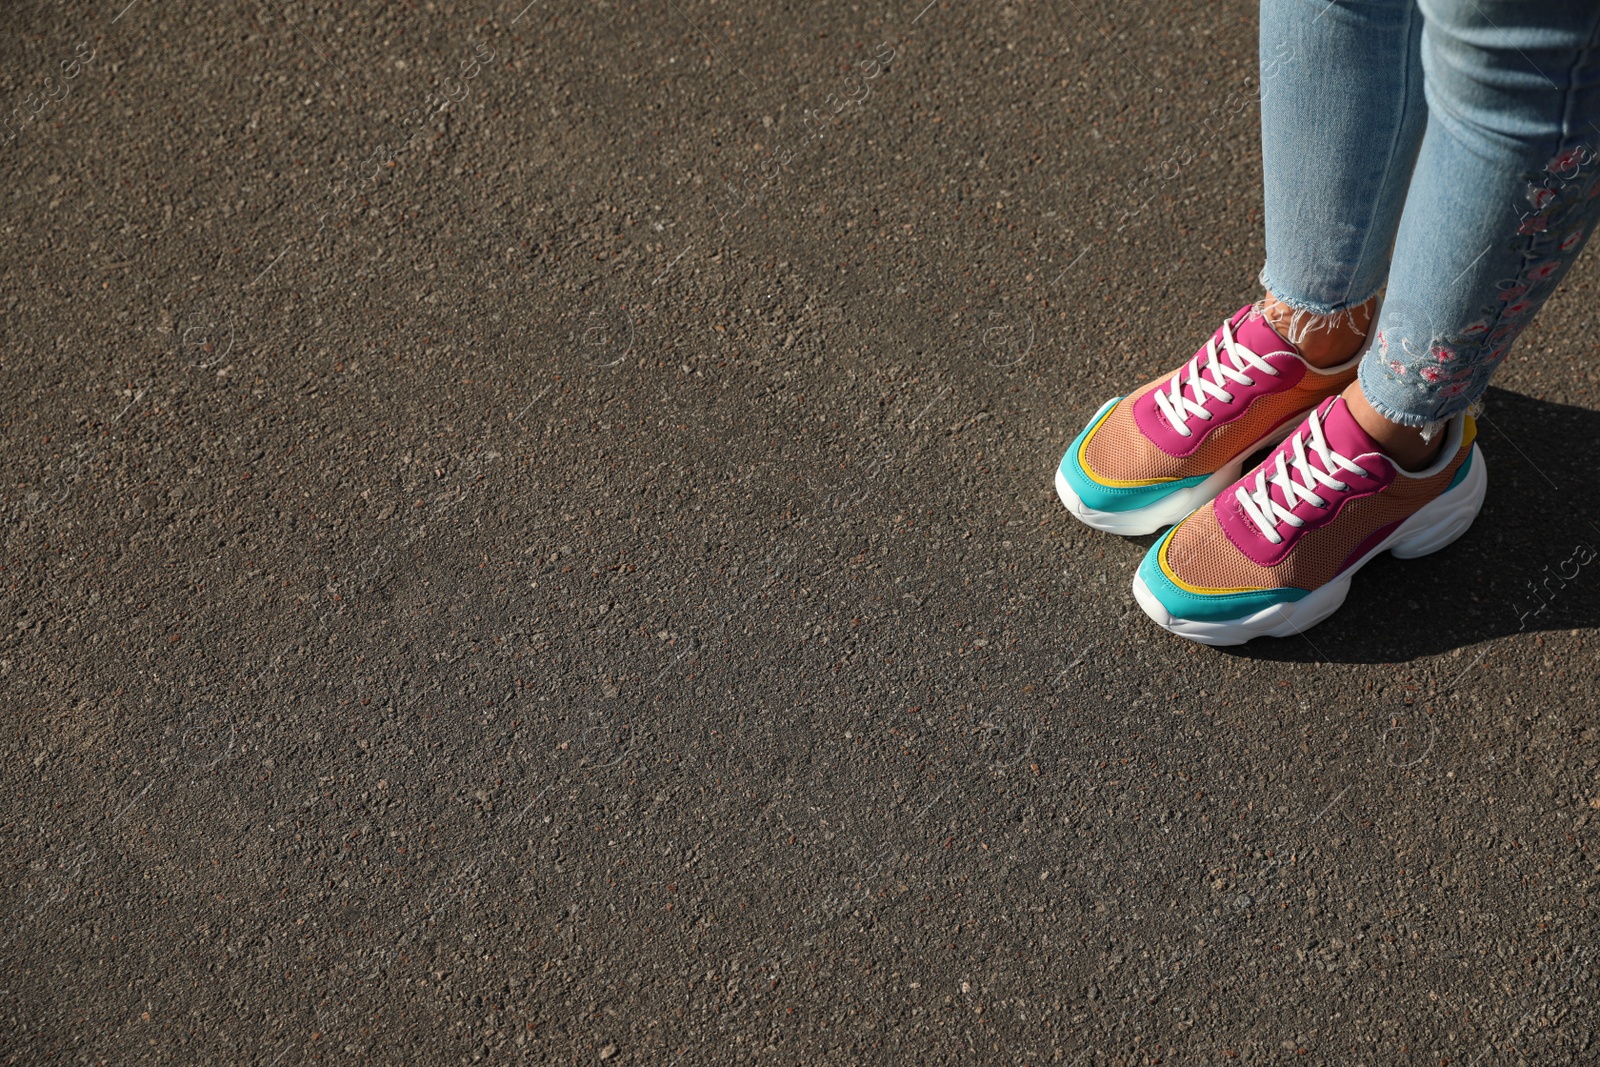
[1153,318,1281,438]
[1235,407,1373,546]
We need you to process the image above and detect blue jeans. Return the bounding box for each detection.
[1259,0,1600,427]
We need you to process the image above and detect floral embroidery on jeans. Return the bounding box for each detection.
[1548,147,1587,176]
[1522,260,1560,282]
[1371,146,1598,421]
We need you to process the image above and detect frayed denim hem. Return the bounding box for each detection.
[1255,266,1384,349]
[1356,357,1479,439]
[1256,265,1384,317]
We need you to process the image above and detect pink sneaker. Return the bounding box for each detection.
[1133,396,1487,645]
[1055,305,1364,535]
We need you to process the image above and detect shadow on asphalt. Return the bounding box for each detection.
[1223,386,1600,664]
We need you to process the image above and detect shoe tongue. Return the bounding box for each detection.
[1316,396,1385,459]
[1227,305,1298,359]
[1179,306,1298,407]
[1257,396,1381,517]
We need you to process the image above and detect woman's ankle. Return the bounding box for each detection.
[1342,381,1446,472]
[1258,293,1376,369]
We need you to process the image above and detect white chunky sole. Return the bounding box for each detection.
[1055,411,1312,536]
[1132,443,1487,646]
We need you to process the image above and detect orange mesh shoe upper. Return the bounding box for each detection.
[1162,403,1475,593]
[1081,306,1359,487]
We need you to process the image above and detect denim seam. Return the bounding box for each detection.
[1453,34,1594,405]
[1366,9,1600,428]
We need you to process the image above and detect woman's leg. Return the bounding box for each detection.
[1356,0,1600,464]
[1050,0,1431,537]
[1257,0,1427,359]
[1130,0,1600,645]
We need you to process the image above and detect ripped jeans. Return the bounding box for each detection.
[1259,0,1600,428]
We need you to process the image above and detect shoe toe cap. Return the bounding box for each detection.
[1136,523,1311,624]
[1058,399,1208,514]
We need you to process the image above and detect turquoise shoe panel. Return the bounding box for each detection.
[1136,529,1312,623]
[1445,446,1474,492]
[1058,399,1210,514]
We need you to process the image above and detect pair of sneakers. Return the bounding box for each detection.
[1056,305,1487,645]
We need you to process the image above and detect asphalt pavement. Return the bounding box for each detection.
[3,0,1598,1063]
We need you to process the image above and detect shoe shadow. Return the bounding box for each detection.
[1221,386,1600,664]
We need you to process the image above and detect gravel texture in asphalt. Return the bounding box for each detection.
[3,0,1599,1063]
